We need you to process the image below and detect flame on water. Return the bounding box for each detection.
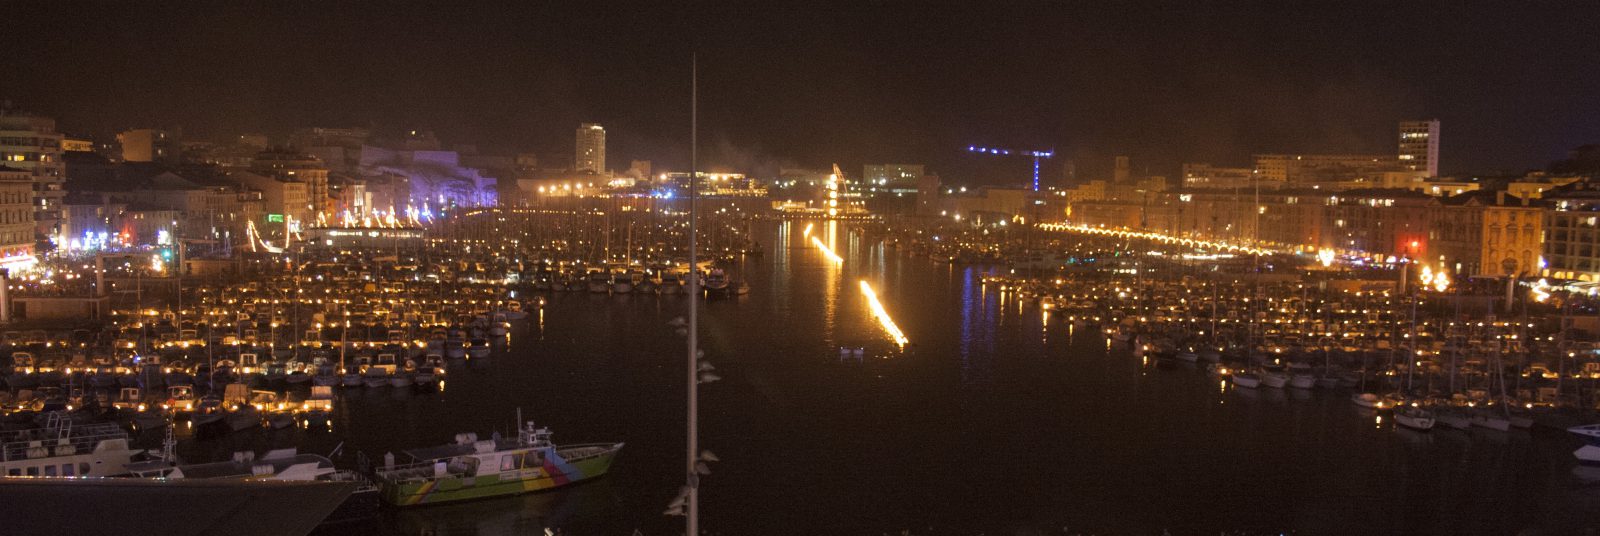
[811,236,843,266]
[860,280,908,347]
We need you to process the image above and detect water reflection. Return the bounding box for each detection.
[957,266,995,388]
[377,480,616,536]
[820,221,839,347]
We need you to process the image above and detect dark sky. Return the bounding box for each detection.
[4,2,1597,183]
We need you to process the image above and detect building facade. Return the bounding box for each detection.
[575,123,606,174]
[228,170,310,230]
[116,129,181,164]
[1398,119,1440,178]
[251,149,329,216]
[1542,182,1600,281]
[1477,193,1543,277]
[0,113,64,242]
[0,167,36,264]
[862,164,925,186]
[1181,163,1255,189]
[1253,154,1397,183]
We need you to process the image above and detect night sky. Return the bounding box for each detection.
[4,2,1597,183]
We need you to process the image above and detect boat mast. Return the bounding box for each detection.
[685,54,701,535]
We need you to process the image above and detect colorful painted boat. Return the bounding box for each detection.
[372,415,621,506]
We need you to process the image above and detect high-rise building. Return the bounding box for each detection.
[116,129,180,163]
[575,123,606,174]
[0,113,65,242]
[1398,119,1440,177]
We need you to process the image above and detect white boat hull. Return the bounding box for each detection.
[1395,410,1435,431]
[1577,445,1600,464]
[1351,393,1381,408]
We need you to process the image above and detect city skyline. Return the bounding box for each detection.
[5,5,1600,534]
[1,3,1596,182]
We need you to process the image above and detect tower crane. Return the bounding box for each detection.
[967,145,1054,192]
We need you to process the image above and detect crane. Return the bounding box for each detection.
[967,145,1054,192]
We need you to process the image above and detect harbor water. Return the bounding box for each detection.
[169,221,1599,534]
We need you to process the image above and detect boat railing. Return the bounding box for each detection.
[373,460,461,484]
[2,426,128,462]
[373,442,619,484]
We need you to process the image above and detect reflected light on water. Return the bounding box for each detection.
[860,280,908,347]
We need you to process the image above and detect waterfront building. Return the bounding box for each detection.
[937,187,1034,220]
[121,204,181,245]
[1399,119,1441,177]
[0,167,36,266]
[576,123,606,174]
[1474,192,1544,277]
[253,148,330,216]
[57,198,120,251]
[0,112,65,242]
[1540,180,1600,281]
[106,172,264,244]
[227,170,310,231]
[328,173,368,215]
[1430,193,1486,275]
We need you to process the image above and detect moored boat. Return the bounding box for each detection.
[1,414,140,477]
[1232,372,1261,388]
[1394,406,1436,431]
[372,414,622,506]
[1569,424,1600,464]
[1351,392,1384,409]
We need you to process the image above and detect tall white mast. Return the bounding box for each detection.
[685,54,701,536]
